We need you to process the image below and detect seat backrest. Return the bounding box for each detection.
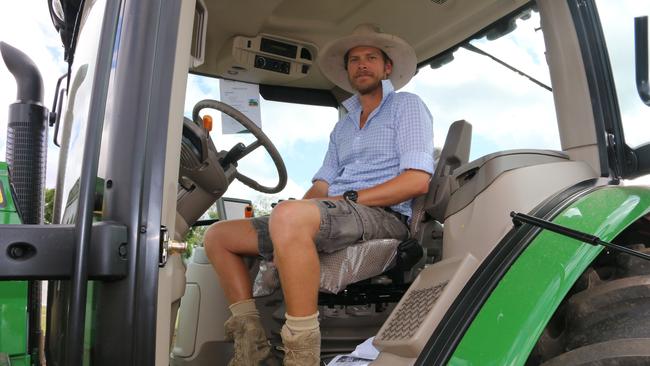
[407,120,472,269]
[409,120,472,236]
[421,120,472,224]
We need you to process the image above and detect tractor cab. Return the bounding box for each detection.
[0,0,649,365]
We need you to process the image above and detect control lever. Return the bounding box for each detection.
[220,142,246,167]
[396,238,424,270]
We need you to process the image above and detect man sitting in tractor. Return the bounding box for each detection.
[204,24,434,365]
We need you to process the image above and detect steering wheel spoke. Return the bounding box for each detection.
[240,140,262,159]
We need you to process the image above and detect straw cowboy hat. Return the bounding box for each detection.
[318,24,417,93]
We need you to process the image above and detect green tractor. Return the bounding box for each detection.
[1,0,649,365]
[0,162,30,366]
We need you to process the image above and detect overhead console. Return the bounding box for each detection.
[231,34,317,81]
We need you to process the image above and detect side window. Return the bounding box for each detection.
[595,0,650,148]
[403,9,560,160]
[57,0,107,224]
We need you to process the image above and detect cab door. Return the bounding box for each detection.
[570,0,650,181]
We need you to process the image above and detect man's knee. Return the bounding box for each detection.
[269,200,321,244]
[204,220,246,254]
[269,200,319,229]
[203,221,227,256]
[204,219,260,259]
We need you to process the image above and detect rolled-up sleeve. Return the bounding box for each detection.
[395,94,435,174]
[312,130,340,184]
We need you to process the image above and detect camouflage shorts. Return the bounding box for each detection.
[252,199,409,261]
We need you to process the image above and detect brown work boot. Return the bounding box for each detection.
[224,314,273,366]
[280,324,321,366]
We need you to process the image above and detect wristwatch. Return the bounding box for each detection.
[343,190,358,202]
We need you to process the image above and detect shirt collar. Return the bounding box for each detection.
[341,79,396,113]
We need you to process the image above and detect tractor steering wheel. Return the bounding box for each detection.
[192,99,287,194]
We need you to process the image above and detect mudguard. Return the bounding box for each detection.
[0,162,30,366]
[0,162,20,224]
[450,185,650,364]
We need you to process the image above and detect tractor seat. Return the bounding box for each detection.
[253,120,472,297]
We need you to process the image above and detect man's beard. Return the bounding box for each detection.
[350,72,384,95]
[356,79,383,95]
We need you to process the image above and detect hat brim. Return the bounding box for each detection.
[318,32,417,94]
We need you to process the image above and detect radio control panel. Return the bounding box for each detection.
[231,34,317,79]
[254,55,291,74]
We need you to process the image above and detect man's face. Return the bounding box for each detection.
[346,46,392,95]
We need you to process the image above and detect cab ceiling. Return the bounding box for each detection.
[194,0,530,90]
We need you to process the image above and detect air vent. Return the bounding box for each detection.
[430,0,448,4]
[191,0,208,67]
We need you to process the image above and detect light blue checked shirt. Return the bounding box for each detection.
[313,79,434,218]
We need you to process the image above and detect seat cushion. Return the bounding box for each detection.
[319,238,401,294]
[252,238,401,296]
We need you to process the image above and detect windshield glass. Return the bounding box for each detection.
[406,8,558,159]
[183,8,558,206]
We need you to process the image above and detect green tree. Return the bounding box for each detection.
[252,195,276,217]
[183,205,219,259]
[44,188,55,224]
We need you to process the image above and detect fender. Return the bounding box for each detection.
[0,162,21,224]
[0,161,30,366]
[450,185,650,364]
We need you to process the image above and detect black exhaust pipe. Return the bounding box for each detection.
[1,41,49,363]
[1,41,48,224]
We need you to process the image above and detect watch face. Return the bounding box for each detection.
[344,190,358,202]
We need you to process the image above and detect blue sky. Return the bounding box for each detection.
[1,1,649,207]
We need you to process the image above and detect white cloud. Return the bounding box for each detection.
[223,175,307,203]
[184,76,336,197]
[184,75,337,154]
[259,100,336,151]
[183,74,221,118]
[404,58,559,156]
[596,0,650,149]
[0,1,68,187]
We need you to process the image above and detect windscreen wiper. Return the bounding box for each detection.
[510,211,650,261]
[464,43,552,92]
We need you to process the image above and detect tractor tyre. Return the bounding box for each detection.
[529,236,650,365]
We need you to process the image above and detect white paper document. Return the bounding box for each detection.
[327,337,379,366]
[350,336,380,360]
[327,355,372,366]
[219,79,262,134]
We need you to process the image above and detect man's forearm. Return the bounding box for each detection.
[351,169,431,207]
[303,180,329,199]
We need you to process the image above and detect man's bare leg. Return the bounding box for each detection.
[269,200,322,365]
[268,200,322,316]
[203,219,260,303]
[204,219,273,365]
